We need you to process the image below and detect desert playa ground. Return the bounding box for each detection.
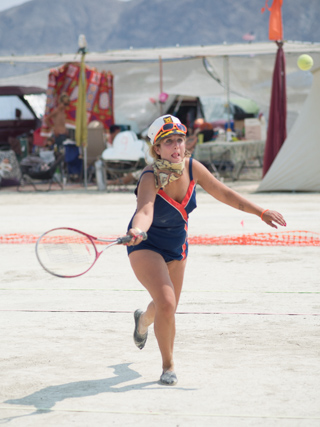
[0,179,319,426]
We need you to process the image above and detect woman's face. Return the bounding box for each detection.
[154,134,186,162]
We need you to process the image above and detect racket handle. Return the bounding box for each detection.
[118,232,147,244]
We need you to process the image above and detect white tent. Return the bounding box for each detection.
[2,41,320,191]
[0,42,319,133]
[257,67,320,192]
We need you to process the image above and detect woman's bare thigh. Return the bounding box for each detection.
[129,250,187,307]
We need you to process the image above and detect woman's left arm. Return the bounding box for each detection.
[193,159,286,229]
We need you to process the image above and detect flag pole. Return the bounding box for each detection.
[159,56,163,115]
[75,35,88,188]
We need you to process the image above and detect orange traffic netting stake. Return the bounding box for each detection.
[0,231,320,246]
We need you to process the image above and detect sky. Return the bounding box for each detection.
[0,0,132,12]
[0,0,30,12]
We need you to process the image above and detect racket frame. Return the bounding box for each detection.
[35,227,144,278]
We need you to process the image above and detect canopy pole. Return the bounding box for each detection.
[76,35,88,189]
[223,55,232,141]
[83,145,88,189]
[81,51,88,189]
[159,55,163,115]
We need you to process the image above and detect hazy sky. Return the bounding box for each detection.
[0,0,30,12]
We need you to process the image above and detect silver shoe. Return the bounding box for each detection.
[160,370,178,386]
[133,309,148,350]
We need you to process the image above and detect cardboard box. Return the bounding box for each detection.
[244,118,266,141]
[234,119,244,131]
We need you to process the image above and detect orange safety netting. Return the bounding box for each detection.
[0,231,319,246]
[188,230,320,246]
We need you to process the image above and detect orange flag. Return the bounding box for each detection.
[261,0,283,41]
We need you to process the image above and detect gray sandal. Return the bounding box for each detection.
[133,309,148,350]
[160,370,178,386]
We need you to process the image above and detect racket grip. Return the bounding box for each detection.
[140,231,148,241]
[118,232,147,244]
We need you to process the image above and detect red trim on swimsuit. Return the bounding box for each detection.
[158,189,188,222]
[158,179,196,222]
[181,223,188,260]
[182,180,196,209]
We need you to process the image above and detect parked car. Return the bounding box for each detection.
[0,86,46,148]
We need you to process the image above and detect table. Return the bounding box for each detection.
[193,139,266,180]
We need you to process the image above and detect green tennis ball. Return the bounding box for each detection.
[297,54,313,71]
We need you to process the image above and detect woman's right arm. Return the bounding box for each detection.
[127,171,157,245]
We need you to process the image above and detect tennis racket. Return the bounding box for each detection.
[35,227,147,278]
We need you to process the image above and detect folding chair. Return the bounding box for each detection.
[18,153,64,192]
[64,143,83,182]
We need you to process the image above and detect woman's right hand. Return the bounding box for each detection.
[126,228,145,246]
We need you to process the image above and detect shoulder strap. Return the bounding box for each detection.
[188,157,193,181]
[134,169,154,195]
[140,169,154,178]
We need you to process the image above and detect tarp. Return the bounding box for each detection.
[257,68,320,192]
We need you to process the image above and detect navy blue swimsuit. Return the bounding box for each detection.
[127,158,197,262]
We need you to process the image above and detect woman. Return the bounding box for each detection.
[126,115,286,386]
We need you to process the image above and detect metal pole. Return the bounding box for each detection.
[159,56,163,115]
[80,52,87,189]
[77,35,88,189]
[223,55,231,141]
[84,147,87,189]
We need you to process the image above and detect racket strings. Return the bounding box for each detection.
[42,242,94,263]
[36,230,97,277]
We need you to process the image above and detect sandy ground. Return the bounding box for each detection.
[0,180,320,426]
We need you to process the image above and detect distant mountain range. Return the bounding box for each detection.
[0,0,319,56]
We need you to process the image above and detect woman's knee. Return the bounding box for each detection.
[155,295,176,318]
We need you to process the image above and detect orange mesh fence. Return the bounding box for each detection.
[0,234,108,245]
[188,230,320,246]
[0,230,319,246]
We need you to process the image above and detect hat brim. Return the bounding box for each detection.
[154,129,186,144]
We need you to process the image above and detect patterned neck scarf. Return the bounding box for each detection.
[153,158,186,189]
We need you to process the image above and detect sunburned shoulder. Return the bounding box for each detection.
[139,165,155,185]
[190,158,218,185]
[136,165,158,197]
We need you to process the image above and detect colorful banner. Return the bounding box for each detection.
[41,62,114,136]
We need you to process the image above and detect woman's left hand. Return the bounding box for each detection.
[261,209,287,229]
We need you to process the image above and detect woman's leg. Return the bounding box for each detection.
[129,250,187,372]
[135,257,186,334]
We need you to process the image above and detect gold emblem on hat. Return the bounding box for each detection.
[164,116,173,123]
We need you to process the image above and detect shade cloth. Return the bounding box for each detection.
[258,68,320,192]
